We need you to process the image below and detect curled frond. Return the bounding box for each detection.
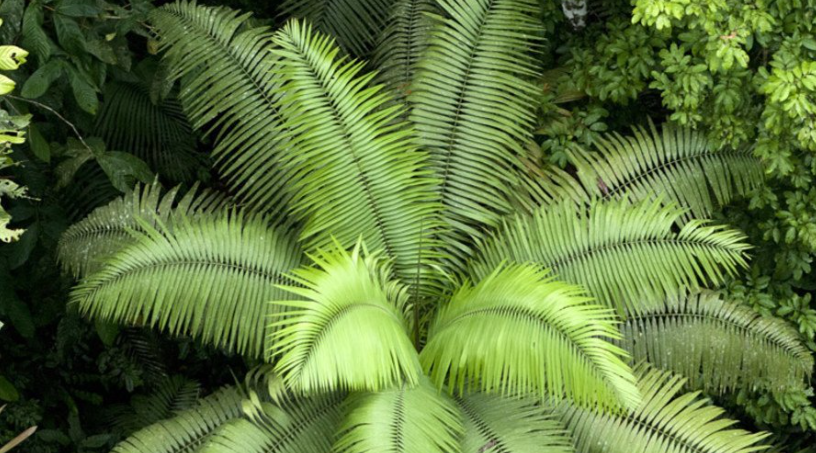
[569,121,764,219]
[58,182,226,278]
[270,20,443,294]
[421,263,640,410]
[557,365,771,453]
[620,291,814,393]
[70,211,303,358]
[270,242,421,393]
[409,0,543,261]
[471,198,751,314]
[334,377,462,453]
[456,392,573,453]
[112,386,243,453]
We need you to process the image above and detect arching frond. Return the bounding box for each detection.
[112,386,243,453]
[270,242,421,393]
[471,198,750,314]
[70,211,303,358]
[456,392,573,453]
[111,375,201,435]
[58,182,226,278]
[58,162,121,222]
[409,0,543,260]
[279,0,393,56]
[371,0,437,105]
[270,20,442,293]
[95,63,203,182]
[201,391,345,453]
[150,1,293,215]
[557,365,771,453]
[334,378,462,453]
[569,122,764,219]
[619,291,814,393]
[421,263,640,410]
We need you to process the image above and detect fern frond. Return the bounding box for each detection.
[619,291,814,393]
[150,1,293,214]
[569,122,764,219]
[371,0,437,105]
[471,198,751,314]
[279,0,393,56]
[409,0,543,260]
[112,386,243,453]
[270,20,443,293]
[95,63,202,182]
[112,375,201,434]
[58,182,227,278]
[421,263,640,410]
[557,365,771,453]
[201,391,345,453]
[456,392,573,453]
[270,242,421,393]
[70,210,303,358]
[334,377,462,453]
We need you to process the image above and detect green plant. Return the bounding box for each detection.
[48,1,816,452]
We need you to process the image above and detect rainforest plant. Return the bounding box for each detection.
[44,1,816,452]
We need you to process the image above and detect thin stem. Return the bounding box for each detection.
[7,95,92,152]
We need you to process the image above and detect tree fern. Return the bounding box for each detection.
[57,182,226,278]
[556,365,771,453]
[70,210,303,358]
[409,0,543,260]
[371,0,437,105]
[149,1,293,214]
[279,0,394,56]
[567,122,764,219]
[456,392,573,453]
[471,198,750,314]
[334,378,462,453]
[269,242,421,393]
[421,263,640,410]
[270,20,442,293]
[619,291,814,393]
[111,386,244,453]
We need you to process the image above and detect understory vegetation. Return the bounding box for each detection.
[0,0,815,452]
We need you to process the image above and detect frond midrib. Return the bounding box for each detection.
[455,395,510,453]
[257,397,342,453]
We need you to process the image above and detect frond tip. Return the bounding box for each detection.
[421,263,641,410]
[620,292,814,393]
[471,198,751,314]
[269,242,422,393]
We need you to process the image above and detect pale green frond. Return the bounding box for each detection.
[456,392,573,453]
[70,210,303,358]
[279,0,393,56]
[269,242,421,393]
[471,198,751,314]
[57,182,227,278]
[371,0,437,105]
[334,377,462,453]
[94,63,203,182]
[569,121,764,219]
[150,1,294,215]
[557,365,771,453]
[619,291,814,393]
[409,0,543,261]
[421,263,640,410]
[112,386,244,453]
[270,20,443,294]
[201,391,345,453]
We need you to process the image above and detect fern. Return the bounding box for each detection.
[421,263,640,410]
[619,291,814,393]
[567,121,764,218]
[57,182,226,278]
[471,198,751,314]
[334,378,462,453]
[409,0,543,261]
[111,376,202,435]
[556,365,771,453]
[70,210,303,358]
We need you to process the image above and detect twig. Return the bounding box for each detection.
[6,95,92,152]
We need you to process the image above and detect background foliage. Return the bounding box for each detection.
[0,0,813,451]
